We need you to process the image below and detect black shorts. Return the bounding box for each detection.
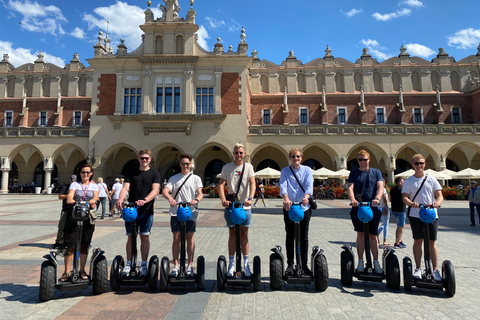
[170,215,196,233]
[409,217,438,241]
[350,206,382,235]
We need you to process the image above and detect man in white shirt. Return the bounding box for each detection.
[110,178,123,216]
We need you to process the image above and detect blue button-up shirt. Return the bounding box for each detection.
[280,165,313,204]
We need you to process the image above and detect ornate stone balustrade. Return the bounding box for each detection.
[0,127,89,138]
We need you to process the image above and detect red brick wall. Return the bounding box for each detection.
[97,74,117,115]
[221,73,241,114]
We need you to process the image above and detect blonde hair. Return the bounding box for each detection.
[97,177,103,183]
[411,153,425,162]
[289,148,303,157]
[139,148,152,157]
[234,143,245,152]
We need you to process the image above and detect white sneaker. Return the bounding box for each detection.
[170,265,179,277]
[356,259,364,272]
[244,264,252,277]
[186,265,195,277]
[121,265,131,277]
[264,204,268,207]
[433,269,442,282]
[253,204,257,207]
[373,260,383,274]
[140,266,148,277]
[227,263,235,276]
[414,268,422,279]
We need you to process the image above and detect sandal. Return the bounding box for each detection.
[80,271,89,280]
[60,272,71,282]
[383,241,392,246]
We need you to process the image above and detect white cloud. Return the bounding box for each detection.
[228,19,242,33]
[360,39,391,61]
[205,17,225,29]
[405,43,436,58]
[372,8,411,21]
[196,25,210,50]
[345,8,362,17]
[70,27,86,39]
[400,0,424,7]
[447,28,480,50]
[7,0,67,35]
[0,40,65,67]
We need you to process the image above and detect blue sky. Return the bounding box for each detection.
[0,0,479,68]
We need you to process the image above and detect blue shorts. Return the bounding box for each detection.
[125,212,153,236]
[224,207,252,227]
[392,211,406,227]
[170,215,196,233]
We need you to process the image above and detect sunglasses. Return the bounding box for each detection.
[80,171,91,174]
[291,155,301,159]
[180,162,191,166]
[414,162,425,165]
[357,158,369,162]
[139,157,150,160]
[234,152,244,155]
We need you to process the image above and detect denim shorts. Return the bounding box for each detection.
[170,215,196,233]
[125,212,154,235]
[392,211,406,227]
[224,207,252,227]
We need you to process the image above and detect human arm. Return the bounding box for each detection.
[218,178,229,207]
[433,189,444,208]
[191,187,204,206]
[66,188,76,204]
[279,169,292,211]
[372,179,383,206]
[138,182,160,207]
[116,182,130,211]
[245,176,256,207]
[347,182,357,207]
[162,186,176,207]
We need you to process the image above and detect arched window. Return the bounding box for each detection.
[7,77,15,97]
[175,35,184,54]
[431,71,440,91]
[25,77,33,97]
[204,159,226,187]
[278,74,287,93]
[155,36,163,54]
[354,72,362,91]
[60,77,68,97]
[297,73,306,92]
[316,73,325,92]
[392,71,401,91]
[260,74,269,93]
[411,71,422,91]
[78,76,86,97]
[42,77,51,97]
[373,72,383,92]
[335,72,345,92]
[450,71,460,91]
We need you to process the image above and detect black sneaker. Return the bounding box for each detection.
[51,242,63,250]
[285,263,294,275]
[303,265,313,276]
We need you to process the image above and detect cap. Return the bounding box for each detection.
[115,178,120,182]
[70,174,77,182]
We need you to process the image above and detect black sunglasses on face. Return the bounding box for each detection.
[357,158,368,162]
[180,162,191,166]
[81,171,91,174]
[291,155,301,159]
[414,162,425,165]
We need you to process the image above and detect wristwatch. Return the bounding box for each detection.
[248,197,253,200]
[374,197,380,201]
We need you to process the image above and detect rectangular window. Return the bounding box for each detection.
[124,88,142,114]
[157,86,181,113]
[337,107,347,124]
[73,111,82,126]
[196,88,214,114]
[452,108,461,124]
[4,111,13,127]
[38,111,47,127]
[376,106,385,124]
[299,107,308,124]
[262,109,271,125]
[413,107,423,124]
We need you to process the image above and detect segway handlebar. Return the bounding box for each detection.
[123,202,137,208]
[419,204,441,208]
[349,201,378,207]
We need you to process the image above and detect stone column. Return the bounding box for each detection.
[142,71,152,114]
[184,70,194,113]
[387,168,394,184]
[214,72,222,114]
[1,169,9,194]
[44,168,52,192]
[114,73,123,115]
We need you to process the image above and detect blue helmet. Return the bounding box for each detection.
[177,203,192,222]
[122,206,137,222]
[230,202,246,225]
[73,202,90,221]
[357,204,373,222]
[288,204,304,222]
[419,205,436,224]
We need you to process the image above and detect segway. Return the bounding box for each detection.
[269,203,329,291]
[403,204,455,297]
[341,202,400,289]
[217,202,261,291]
[159,202,205,291]
[39,201,107,301]
[110,203,159,291]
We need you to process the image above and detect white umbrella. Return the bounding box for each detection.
[451,168,480,179]
[424,169,452,180]
[334,169,351,179]
[254,167,281,178]
[439,169,456,177]
[394,169,415,178]
[313,167,338,178]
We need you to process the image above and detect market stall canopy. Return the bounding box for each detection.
[313,167,338,178]
[394,169,415,178]
[424,169,452,180]
[451,168,480,179]
[334,169,351,179]
[254,167,281,178]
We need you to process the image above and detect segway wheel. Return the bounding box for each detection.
[197,256,205,291]
[39,260,55,301]
[253,255,261,291]
[442,260,455,297]
[148,256,159,291]
[403,257,413,292]
[340,250,354,286]
[110,255,124,291]
[314,253,329,291]
[92,255,108,294]
[269,254,282,290]
[385,255,400,290]
[217,255,226,291]
[327,191,335,201]
[159,256,170,292]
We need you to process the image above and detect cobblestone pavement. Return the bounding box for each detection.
[0,194,479,320]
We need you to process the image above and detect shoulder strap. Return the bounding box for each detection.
[411,175,428,202]
[173,173,192,200]
[290,166,305,193]
[234,163,246,200]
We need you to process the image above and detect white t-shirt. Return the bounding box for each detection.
[98,183,108,198]
[402,174,442,219]
[69,182,99,202]
[166,173,203,217]
[111,182,123,199]
[219,162,255,208]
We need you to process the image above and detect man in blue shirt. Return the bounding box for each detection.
[279,148,314,275]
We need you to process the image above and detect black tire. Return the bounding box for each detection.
[327,191,335,201]
[403,257,413,292]
[159,256,169,292]
[385,255,400,290]
[269,254,283,290]
[197,256,205,291]
[148,256,159,291]
[217,255,226,291]
[110,255,124,291]
[92,255,108,294]
[340,250,353,286]
[253,256,261,291]
[442,260,455,297]
[315,192,322,200]
[39,260,55,301]
[314,253,329,291]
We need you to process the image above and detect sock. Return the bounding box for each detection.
[243,255,249,266]
[229,255,234,265]
[126,261,132,267]
[141,261,147,267]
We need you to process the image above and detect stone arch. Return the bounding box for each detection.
[250,143,289,171]
[9,144,45,186]
[155,35,163,54]
[194,142,232,186]
[52,143,87,184]
[302,142,339,170]
[175,34,185,54]
[102,143,139,184]
[395,142,439,170]
[151,143,186,181]
[445,142,480,170]
[78,76,87,97]
[346,142,389,172]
